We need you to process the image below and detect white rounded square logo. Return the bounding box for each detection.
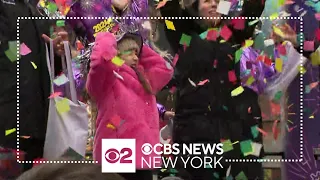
[101,139,136,173]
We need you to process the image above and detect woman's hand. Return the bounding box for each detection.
[42,28,69,56]
[271,23,298,47]
[112,0,130,11]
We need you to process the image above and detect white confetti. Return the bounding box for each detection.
[188,78,197,87]
[113,70,124,81]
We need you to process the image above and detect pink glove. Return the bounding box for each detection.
[91,32,117,62]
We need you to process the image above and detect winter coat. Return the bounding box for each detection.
[159,1,266,179]
[86,32,173,169]
[0,0,58,148]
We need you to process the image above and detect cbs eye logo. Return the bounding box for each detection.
[105,148,133,164]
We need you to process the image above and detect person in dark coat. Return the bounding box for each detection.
[158,0,266,179]
[0,0,68,172]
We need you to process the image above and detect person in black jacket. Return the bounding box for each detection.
[0,0,68,172]
[157,0,266,179]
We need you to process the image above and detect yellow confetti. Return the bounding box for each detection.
[273,26,285,37]
[270,13,279,19]
[31,61,37,69]
[56,98,70,115]
[298,66,306,74]
[231,86,244,97]
[5,128,16,136]
[220,40,226,43]
[275,58,283,72]
[165,20,176,31]
[232,141,239,145]
[309,115,314,119]
[310,51,320,66]
[111,56,124,66]
[160,169,167,172]
[107,123,116,130]
[244,40,254,48]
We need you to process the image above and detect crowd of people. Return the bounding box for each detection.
[0,0,319,179]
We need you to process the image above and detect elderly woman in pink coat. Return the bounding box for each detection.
[86,32,173,180]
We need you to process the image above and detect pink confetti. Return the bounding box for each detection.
[277,44,287,55]
[20,43,31,56]
[220,25,232,41]
[256,127,268,136]
[48,92,62,99]
[207,30,218,41]
[288,125,297,132]
[231,18,245,30]
[169,86,176,93]
[228,70,237,82]
[303,41,315,51]
[315,13,320,21]
[198,79,209,86]
[272,120,279,140]
[172,54,179,66]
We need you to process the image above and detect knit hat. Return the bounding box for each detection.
[117,33,143,55]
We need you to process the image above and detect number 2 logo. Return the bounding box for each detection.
[105,148,133,164]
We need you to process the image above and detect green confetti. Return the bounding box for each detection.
[297,32,305,44]
[251,125,259,138]
[226,175,234,180]
[47,2,58,13]
[205,164,212,168]
[5,41,19,62]
[222,139,234,153]
[246,76,255,85]
[199,30,208,39]
[179,33,192,46]
[213,172,219,178]
[235,48,243,63]
[56,20,65,27]
[274,91,283,101]
[254,33,265,51]
[240,140,253,156]
[248,19,259,26]
[222,105,228,111]
[305,85,311,94]
[235,171,248,180]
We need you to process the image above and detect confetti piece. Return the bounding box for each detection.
[56,20,65,27]
[222,105,228,111]
[309,115,314,119]
[156,0,168,9]
[47,2,58,13]
[220,25,232,41]
[213,59,218,68]
[20,136,31,139]
[304,41,315,51]
[217,0,231,15]
[20,43,31,56]
[160,169,166,172]
[228,70,237,82]
[316,29,320,41]
[232,18,245,30]
[270,12,279,19]
[188,78,197,87]
[274,91,283,101]
[277,44,287,55]
[56,98,70,115]
[179,34,192,46]
[5,128,16,136]
[235,48,243,63]
[264,39,274,47]
[213,172,219,178]
[270,102,281,115]
[221,139,234,152]
[232,141,239,145]
[273,26,285,37]
[31,61,37,69]
[49,92,62,99]
[298,66,306,74]
[316,13,320,20]
[113,71,124,81]
[107,123,116,130]
[248,107,251,113]
[250,142,263,157]
[310,51,320,65]
[231,86,244,97]
[226,165,231,178]
[288,125,297,132]
[310,81,319,89]
[251,125,259,138]
[111,56,124,66]
[246,76,255,85]
[5,41,19,62]
[305,85,311,94]
[256,127,268,136]
[240,140,253,156]
[198,79,209,86]
[248,19,259,26]
[244,39,254,48]
[207,29,218,41]
[53,74,69,86]
[199,30,208,39]
[165,20,176,31]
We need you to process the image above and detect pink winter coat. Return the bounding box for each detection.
[86,32,173,169]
